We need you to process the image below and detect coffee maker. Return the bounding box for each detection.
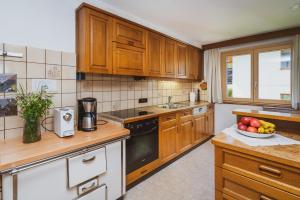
[78,98,97,131]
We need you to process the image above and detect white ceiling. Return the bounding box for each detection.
[95,0,300,47]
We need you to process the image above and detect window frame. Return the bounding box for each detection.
[221,42,292,107]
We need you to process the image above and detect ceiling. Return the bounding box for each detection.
[96,0,300,47]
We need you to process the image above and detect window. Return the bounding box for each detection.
[221,43,292,106]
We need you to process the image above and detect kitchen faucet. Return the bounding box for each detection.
[168,96,172,105]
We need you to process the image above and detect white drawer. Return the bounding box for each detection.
[77,184,106,200]
[68,147,107,187]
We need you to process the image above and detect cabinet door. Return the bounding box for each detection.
[146,32,165,77]
[77,7,113,74]
[187,46,200,80]
[193,114,207,144]
[206,109,214,136]
[176,42,188,78]
[177,111,193,153]
[164,38,177,77]
[160,125,177,163]
[112,42,146,76]
[113,19,146,48]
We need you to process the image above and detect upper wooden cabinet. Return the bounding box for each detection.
[112,42,146,76]
[76,4,202,80]
[188,46,200,80]
[146,32,165,77]
[176,42,188,78]
[113,19,146,49]
[77,7,113,74]
[164,38,177,77]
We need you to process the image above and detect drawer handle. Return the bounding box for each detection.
[258,165,281,178]
[128,41,134,46]
[140,170,148,174]
[260,195,274,200]
[82,156,96,163]
[82,182,96,192]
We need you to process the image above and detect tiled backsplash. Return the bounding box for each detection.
[0,42,207,141]
[0,43,76,141]
[77,74,207,113]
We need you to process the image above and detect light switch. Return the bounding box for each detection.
[32,79,58,93]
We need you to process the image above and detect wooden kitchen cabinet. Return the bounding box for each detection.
[113,19,146,48]
[146,31,165,77]
[193,114,207,144]
[159,114,178,164]
[206,108,214,136]
[176,42,188,78]
[164,38,177,77]
[112,42,146,76]
[76,3,203,79]
[187,46,200,80]
[77,7,113,74]
[177,110,194,153]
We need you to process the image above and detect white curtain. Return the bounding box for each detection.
[292,35,300,110]
[204,49,222,103]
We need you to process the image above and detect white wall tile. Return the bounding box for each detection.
[62,80,76,93]
[4,43,26,62]
[5,128,23,140]
[62,65,76,79]
[46,50,61,65]
[62,52,76,66]
[27,47,45,63]
[46,64,61,79]
[5,61,26,78]
[62,93,76,107]
[27,63,45,78]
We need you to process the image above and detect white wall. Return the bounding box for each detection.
[214,103,262,134]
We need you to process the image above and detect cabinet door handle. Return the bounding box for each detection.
[140,169,148,174]
[260,195,274,200]
[82,182,96,192]
[258,165,281,178]
[128,41,134,46]
[82,156,96,163]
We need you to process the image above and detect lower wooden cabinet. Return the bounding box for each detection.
[159,114,178,164]
[206,108,214,136]
[215,146,300,200]
[193,114,207,144]
[112,42,146,76]
[216,167,300,200]
[177,110,194,153]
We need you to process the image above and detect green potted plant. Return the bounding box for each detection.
[16,86,52,143]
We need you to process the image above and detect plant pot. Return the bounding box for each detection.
[23,118,41,143]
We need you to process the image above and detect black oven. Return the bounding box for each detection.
[125,118,158,174]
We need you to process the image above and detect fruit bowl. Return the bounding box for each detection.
[235,126,275,138]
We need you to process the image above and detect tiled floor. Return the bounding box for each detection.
[125,140,215,200]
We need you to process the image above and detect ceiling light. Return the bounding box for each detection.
[291,3,300,11]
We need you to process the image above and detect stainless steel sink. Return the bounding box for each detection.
[157,102,190,109]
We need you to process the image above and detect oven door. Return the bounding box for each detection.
[126,124,158,174]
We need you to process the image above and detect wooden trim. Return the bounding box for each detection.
[202,26,300,50]
[221,41,292,106]
[221,49,254,102]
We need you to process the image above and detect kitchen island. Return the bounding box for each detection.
[0,122,129,200]
[212,109,300,200]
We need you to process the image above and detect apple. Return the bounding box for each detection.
[247,126,258,133]
[250,118,260,128]
[240,117,252,125]
[237,122,243,126]
[238,124,247,131]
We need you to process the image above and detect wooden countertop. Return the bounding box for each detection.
[212,132,300,169]
[0,123,130,172]
[233,109,300,123]
[101,101,211,123]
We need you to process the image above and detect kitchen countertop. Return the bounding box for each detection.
[100,101,211,123]
[212,131,300,169]
[233,108,300,123]
[0,123,130,172]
